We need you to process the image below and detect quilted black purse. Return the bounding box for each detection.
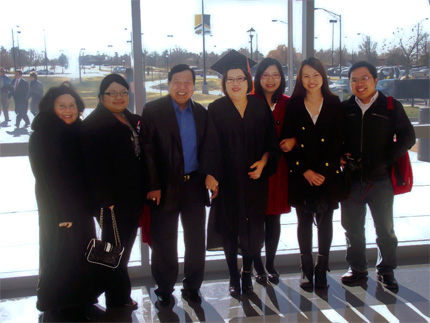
[86,207,124,269]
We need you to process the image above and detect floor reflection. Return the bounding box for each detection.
[1,264,429,322]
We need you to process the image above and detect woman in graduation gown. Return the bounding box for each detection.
[280,57,344,289]
[202,50,280,296]
[29,82,98,314]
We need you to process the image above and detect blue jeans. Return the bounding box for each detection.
[341,177,397,275]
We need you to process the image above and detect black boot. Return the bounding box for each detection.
[315,254,330,289]
[241,270,253,294]
[300,254,314,289]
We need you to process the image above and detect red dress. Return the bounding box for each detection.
[258,94,291,215]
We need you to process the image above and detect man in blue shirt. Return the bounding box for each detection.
[0,68,12,126]
[141,64,209,306]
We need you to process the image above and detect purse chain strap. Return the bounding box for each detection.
[99,207,122,247]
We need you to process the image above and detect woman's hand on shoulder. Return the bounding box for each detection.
[147,190,161,205]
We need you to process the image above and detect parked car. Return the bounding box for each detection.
[377,66,400,79]
[112,66,126,73]
[376,79,395,97]
[329,78,351,99]
[36,69,54,75]
[412,68,429,79]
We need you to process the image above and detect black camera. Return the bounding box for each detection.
[343,154,362,173]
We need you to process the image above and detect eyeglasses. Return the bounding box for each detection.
[226,76,247,83]
[350,75,372,84]
[104,90,129,97]
[261,73,281,80]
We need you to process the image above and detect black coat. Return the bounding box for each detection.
[342,91,415,180]
[281,95,344,210]
[11,77,29,113]
[201,95,280,255]
[81,104,144,218]
[28,112,96,311]
[140,95,208,211]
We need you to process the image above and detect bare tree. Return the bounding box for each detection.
[359,36,378,65]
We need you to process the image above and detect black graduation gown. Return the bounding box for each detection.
[28,113,97,311]
[201,95,279,256]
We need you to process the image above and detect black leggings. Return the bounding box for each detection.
[296,206,333,256]
[253,215,281,274]
[223,235,255,281]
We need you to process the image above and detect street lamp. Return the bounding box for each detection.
[79,48,85,84]
[201,0,209,94]
[272,19,294,95]
[43,29,48,75]
[166,34,173,77]
[315,7,342,77]
[16,27,21,69]
[329,19,337,66]
[247,27,255,60]
[107,45,113,72]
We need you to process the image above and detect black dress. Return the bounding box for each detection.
[201,95,279,256]
[81,104,144,307]
[28,112,96,311]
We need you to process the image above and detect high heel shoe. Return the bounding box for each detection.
[267,271,280,284]
[254,273,268,285]
[241,271,253,294]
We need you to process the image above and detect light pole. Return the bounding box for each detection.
[43,29,48,74]
[167,34,173,77]
[329,19,337,66]
[417,18,429,64]
[315,7,342,77]
[272,19,294,95]
[11,28,16,71]
[107,45,113,72]
[16,27,21,69]
[201,0,209,94]
[79,48,85,84]
[247,27,255,60]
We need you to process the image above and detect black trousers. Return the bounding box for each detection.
[15,103,30,127]
[296,206,333,256]
[150,175,206,295]
[97,209,139,307]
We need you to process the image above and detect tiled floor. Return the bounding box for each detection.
[0,265,429,322]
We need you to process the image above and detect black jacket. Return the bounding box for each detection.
[342,91,415,180]
[281,95,344,209]
[81,104,144,218]
[140,95,208,212]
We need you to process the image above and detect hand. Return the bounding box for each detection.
[303,169,325,186]
[248,159,267,180]
[340,153,350,170]
[205,174,219,200]
[59,222,73,228]
[280,138,296,152]
[147,190,161,205]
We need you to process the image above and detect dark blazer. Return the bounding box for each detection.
[141,95,208,212]
[281,95,344,209]
[81,104,144,218]
[12,77,29,112]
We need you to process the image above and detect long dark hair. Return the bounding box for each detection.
[291,57,335,99]
[38,81,85,114]
[254,57,286,103]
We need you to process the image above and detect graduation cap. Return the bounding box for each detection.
[210,49,257,75]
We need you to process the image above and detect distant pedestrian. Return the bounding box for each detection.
[0,68,12,126]
[11,70,30,128]
[28,72,44,116]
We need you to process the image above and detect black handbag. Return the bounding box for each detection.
[85,207,124,269]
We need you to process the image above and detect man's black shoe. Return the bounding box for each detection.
[155,291,172,307]
[341,269,368,284]
[181,288,202,303]
[377,273,399,290]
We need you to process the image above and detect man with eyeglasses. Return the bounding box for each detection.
[0,69,12,126]
[140,64,209,306]
[340,61,415,290]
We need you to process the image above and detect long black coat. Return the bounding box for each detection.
[201,95,280,255]
[280,95,344,210]
[28,112,96,311]
[140,95,208,211]
[11,77,29,113]
[81,104,144,218]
